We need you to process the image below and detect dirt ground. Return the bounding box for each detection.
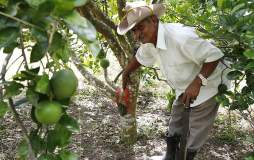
[0,85,253,160]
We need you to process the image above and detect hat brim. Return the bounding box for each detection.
[117,4,166,35]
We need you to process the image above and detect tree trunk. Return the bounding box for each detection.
[77,1,142,144]
[119,72,140,144]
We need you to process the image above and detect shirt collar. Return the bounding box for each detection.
[156,22,167,50]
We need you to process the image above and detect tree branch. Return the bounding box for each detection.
[78,7,127,68]
[0,53,36,159]
[71,54,115,100]
[0,54,12,100]
[103,69,117,90]
[83,1,116,30]
[117,0,126,20]
[19,27,29,70]
[0,11,43,31]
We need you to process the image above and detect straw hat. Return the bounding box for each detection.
[117,1,166,35]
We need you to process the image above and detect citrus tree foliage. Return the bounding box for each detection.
[0,0,98,159]
[164,0,254,126]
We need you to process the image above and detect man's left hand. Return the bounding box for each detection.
[181,77,202,106]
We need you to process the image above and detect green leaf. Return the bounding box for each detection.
[226,70,243,80]
[0,101,9,118]
[59,150,78,160]
[13,67,40,81]
[0,0,8,6]
[38,153,57,160]
[0,17,18,30]
[0,27,19,48]
[25,0,47,7]
[30,42,48,63]
[246,61,254,70]
[26,88,39,106]
[244,50,254,59]
[49,32,71,63]
[73,0,87,7]
[63,11,96,42]
[46,124,71,152]
[53,0,88,15]
[54,124,72,147]
[31,29,48,43]
[17,139,29,159]
[59,115,80,133]
[46,130,58,152]
[35,74,49,94]
[5,1,21,16]
[3,42,18,54]
[4,81,23,98]
[29,131,44,154]
[89,41,101,57]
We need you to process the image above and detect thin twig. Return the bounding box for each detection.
[0,11,44,31]
[6,54,23,71]
[150,67,169,84]
[104,69,117,90]
[0,54,12,100]
[0,53,36,159]
[19,27,29,70]
[113,69,124,83]
[8,99,36,160]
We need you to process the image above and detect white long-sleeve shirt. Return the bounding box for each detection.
[135,22,230,107]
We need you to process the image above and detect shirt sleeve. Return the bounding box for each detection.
[180,35,224,65]
[135,44,156,67]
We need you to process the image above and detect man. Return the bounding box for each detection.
[117,1,229,160]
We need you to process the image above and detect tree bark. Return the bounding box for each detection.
[77,1,141,144]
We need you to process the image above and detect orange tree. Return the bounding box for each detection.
[0,0,97,159]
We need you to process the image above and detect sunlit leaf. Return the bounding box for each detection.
[38,153,57,160]
[59,115,80,133]
[0,0,8,6]
[59,150,78,160]
[25,0,47,7]
[35,74,49,94]
[63,11,96,42]
[17,139,29,159]
[244,50,254,59]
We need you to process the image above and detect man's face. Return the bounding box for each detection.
[131,16,158,45]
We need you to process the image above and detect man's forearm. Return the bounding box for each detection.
[123,57,141,75]
[200,60,220,78]
[122,57,141,89]
[194,59,220,84]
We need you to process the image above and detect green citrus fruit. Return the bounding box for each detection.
[100,58,110,69]
[96,50,106,59]
[51,69,78,100]
[35,101,62,125]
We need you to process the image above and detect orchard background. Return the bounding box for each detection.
[0,0,253,159]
